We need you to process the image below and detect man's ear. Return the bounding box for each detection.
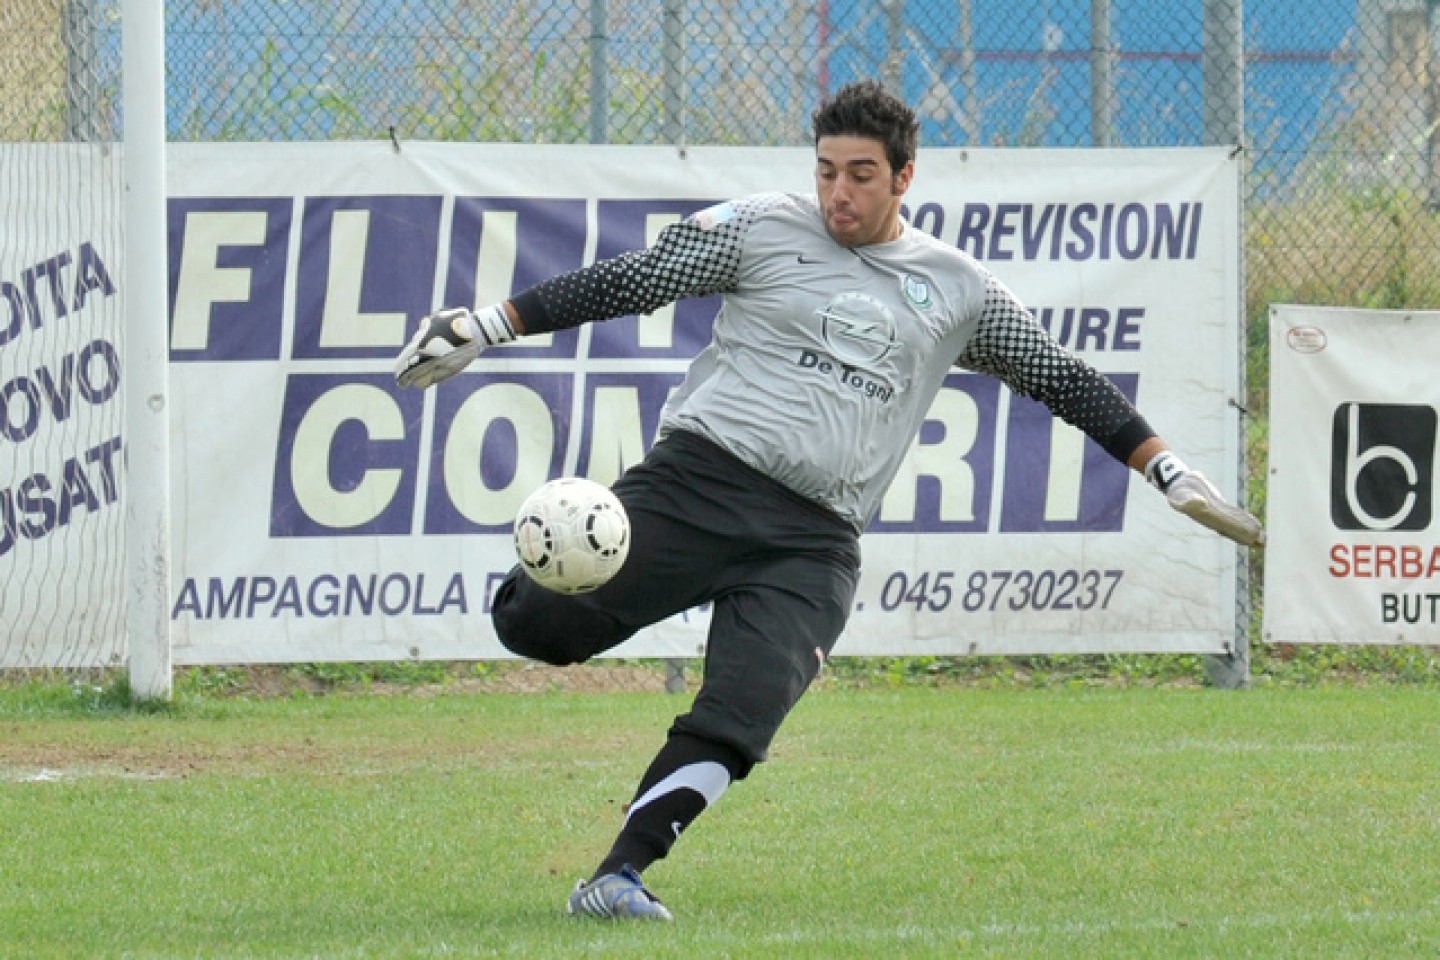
[891,162,915,196]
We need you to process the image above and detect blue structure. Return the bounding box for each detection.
[141,0,1359,189]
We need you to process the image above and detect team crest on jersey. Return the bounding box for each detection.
[902,274,934,311]
[815,292,899,368]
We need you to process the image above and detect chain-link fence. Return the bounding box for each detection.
[9,1,1440,328]
[5,0,1439,675]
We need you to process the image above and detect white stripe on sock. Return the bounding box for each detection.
[623,761,731,827]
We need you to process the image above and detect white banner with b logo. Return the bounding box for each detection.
[1264,305,1440,643]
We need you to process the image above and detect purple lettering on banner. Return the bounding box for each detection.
[1156,203,1202,259]
[16,473,56,539]
[73,241,116,312]
[1065,204,1098,260]
[1116,203,1149,260]
[0,488,14,557]
[77,339,121,404]
[271,374,424,537]
[422,372,575,534]
[35,251,72,320]
[293,196,442,359]
[1113,308,1144,350]
[906,202,945,239]
[0,282,24,346]
[999,373,1138,533]
[586,199,720,359]
[445,197,587,358]
[168,198,292,361]
[987,203,1022,261]
[1076,308,1110,351]
[574,372,688,477]
[954,203,990,258]
[868,373,1002,534]
[1022,205,1060,260]
[945,203,1202,263]
[0,375,41,442]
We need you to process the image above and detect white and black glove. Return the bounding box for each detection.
[1145,451,1265,547]
[394,303,517,389]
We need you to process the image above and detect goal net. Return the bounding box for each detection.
[0,0,127,669]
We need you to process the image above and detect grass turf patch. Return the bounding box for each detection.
[2,686,1438,958]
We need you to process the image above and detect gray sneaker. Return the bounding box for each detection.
[566,865,674,921]
[394,308,482,389]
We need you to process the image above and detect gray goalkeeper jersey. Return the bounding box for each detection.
[515,192,1143,531]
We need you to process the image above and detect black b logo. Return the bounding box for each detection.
[1330,403,1435,531]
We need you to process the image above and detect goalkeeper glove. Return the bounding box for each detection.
[1145,451,1265,547]
[394,304,516,389]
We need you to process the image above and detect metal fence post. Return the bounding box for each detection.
[589,0,608,144]
[1202,0,1250,690]
[664,658,687,694]
[1202,0,1243,146]
[662,0,684,146]
[63,0,100,141]
[884,0,903,91]
[1090,0,1113,146]
[1426,0,1440,208]
[957,0,979,143]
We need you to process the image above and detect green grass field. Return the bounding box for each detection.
[3,683,1439,958]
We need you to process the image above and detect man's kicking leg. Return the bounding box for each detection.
[569,556,854,921]
[567,731,749,921]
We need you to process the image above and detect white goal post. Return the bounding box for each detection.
[121,0,172,700]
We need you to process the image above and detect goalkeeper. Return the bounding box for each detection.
[394,80,1263,922]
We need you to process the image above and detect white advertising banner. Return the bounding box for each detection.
[0,144,126,668]
[1264,305,1440,644]
[2,142,1243,665]
[159,142,1241,664]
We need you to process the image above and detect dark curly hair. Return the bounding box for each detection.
[811,80,920,174]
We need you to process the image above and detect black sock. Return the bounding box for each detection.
[594,732,748,879]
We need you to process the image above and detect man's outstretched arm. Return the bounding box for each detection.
[958,274,1264,547]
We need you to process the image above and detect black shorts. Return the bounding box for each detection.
[492,429,861,764]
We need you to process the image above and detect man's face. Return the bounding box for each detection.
[815,135,913,248]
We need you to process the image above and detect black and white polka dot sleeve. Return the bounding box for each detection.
[509,195,774,333]
[956,273,1156,463]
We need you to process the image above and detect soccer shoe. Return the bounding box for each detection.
[567,865,674,921]
[394,307,483,389]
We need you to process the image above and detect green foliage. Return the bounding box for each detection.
[288,659,450,688]
[1252,643,1440,687]
[824,652,1211,689]
[0,671,178,718]
[1245,181,1440,421]
[170,660,479,700]
[7,641,1440,723]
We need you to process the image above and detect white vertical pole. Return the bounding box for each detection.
[122,0,172,701]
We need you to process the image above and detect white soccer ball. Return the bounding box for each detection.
[513,477,631,595]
